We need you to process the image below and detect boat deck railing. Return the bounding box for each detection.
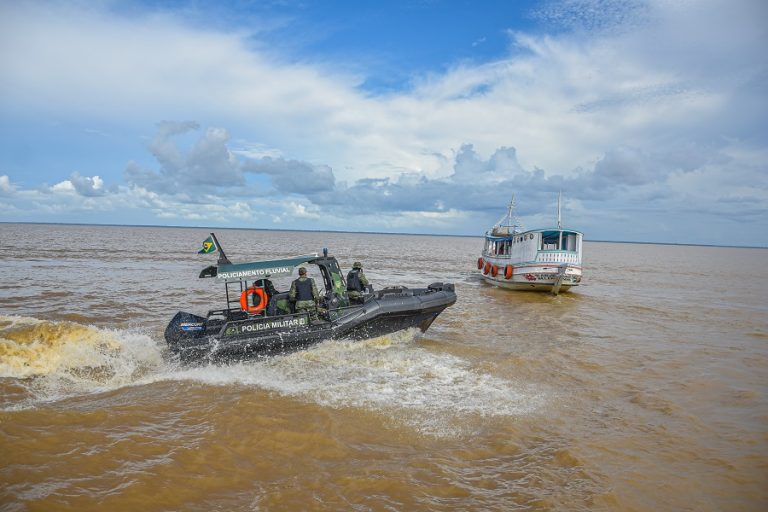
[535,251,580,264]
[207,301,368,324]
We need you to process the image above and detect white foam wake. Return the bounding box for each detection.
[167,329,546,436]
[1,316,546,435]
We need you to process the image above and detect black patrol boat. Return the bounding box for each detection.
[164,233,457,363]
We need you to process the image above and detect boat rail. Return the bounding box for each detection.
[535,251,580,264]
[206,301,369,324]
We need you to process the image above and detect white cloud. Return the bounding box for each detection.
[244,157,336,195]
[0,0,766,245]
[286,201,321,220]
[51,180,76,193]
[2,0,763,181]
[125,122,245,193]
[0,175,15,194]
[70,172,105,196]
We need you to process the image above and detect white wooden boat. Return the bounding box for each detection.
[477,195,583,294]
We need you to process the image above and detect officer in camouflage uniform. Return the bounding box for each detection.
[346,261,369,303]
[289,267,320,321]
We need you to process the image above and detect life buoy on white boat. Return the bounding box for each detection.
[483,261,491,275]
[504,265,513,280]
[491,265,498,277]
[477,257,483,270]
[240,287,267,314]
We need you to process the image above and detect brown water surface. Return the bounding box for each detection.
[1,224,766,511]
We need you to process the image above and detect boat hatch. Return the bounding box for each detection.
[541,231,580,251]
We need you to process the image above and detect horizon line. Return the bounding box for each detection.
[1,220,765,250]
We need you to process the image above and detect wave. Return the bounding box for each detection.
[1,317,546,434]
[167,329,547,436]
[0,315,165,408]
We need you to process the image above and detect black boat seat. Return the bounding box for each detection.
[226,310,249,321]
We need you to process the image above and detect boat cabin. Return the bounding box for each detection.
[198,250,364,324]
[483,229,583,265]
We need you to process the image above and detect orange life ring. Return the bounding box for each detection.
[491,265,498,277]
[240,287,267,314]
[477,257,483,270]
[505,265,514,280]
[483,261,491,275]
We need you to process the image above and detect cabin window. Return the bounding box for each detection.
[562,232,578,251]
[540,231,579,251]
[561,233,571,251]
[541,231,560,250]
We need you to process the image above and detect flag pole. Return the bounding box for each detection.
[210,232,231,265]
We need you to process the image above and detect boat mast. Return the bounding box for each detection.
[210,232,232,265]
[506,194,516,229]
[492,194,523,235]
[557,191,563,250]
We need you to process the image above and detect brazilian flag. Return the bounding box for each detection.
[198,236,217,254]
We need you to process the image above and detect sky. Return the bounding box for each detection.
[0,0,766,246]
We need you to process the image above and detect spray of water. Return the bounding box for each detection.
[1,316,546,434]
[0,315,164,408]
[168,329,547,436]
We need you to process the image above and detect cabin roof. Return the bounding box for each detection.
[485,228,583,241]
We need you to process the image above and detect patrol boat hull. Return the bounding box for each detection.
[164,283,456,363]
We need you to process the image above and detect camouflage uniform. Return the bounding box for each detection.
[289,268,320,321]
[346,262,369,303]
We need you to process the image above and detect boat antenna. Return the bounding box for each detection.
[210,232,232,265]
[557,191,562,230]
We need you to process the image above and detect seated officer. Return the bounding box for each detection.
[289,267,320,321]
[346,261,369,303]
[255,277,278,315]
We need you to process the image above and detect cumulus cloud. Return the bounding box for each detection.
[243,157,335,195]
[0,0,766,245]
[51,180,76,193]
[47,172,105,198]
[125,122,245,194]
[69,172,105,196]
[3,0,764,183]
[125,122,338,199]
[0,175,15,194]
[307,145,558,215]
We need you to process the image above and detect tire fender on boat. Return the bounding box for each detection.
[483,261,491,275]
[240,287,267,314]
[477,257,484,270]
[504,265,513,280]
[491,265,498,277]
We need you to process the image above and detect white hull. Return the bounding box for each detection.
[479,261,581,293]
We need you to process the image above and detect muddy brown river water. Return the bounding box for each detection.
[1,223,766,511]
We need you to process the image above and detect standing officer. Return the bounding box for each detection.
[289,267,320,321]
[346,261,369,303]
